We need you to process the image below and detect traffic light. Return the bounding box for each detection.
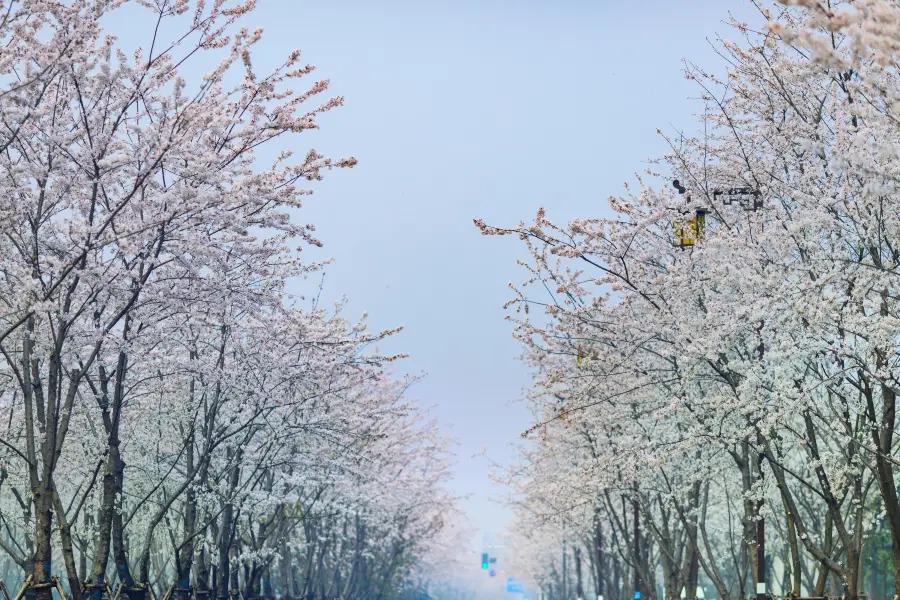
[481,553,489,569]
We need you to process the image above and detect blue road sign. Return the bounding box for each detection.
[507,578,524,593]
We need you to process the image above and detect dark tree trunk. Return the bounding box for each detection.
[31,488,54,600]
[217,449,241,600]
[575,547,585,600]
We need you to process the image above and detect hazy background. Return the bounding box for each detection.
[169,0,763,585]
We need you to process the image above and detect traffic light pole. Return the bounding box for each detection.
[595,508,605,600]
[634,500,640,600]
[757,519,765,600]
[752,455,765,600]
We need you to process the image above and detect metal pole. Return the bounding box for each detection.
[596,510,605,600]
[754,440,766,600]
[634,501,640,600]
[756,518,765,600]
[562,537,567,600]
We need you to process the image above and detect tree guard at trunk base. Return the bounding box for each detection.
[81,582,113,600]
[12,576,70,600]
[112,583,155,600]
[162,587,217,600]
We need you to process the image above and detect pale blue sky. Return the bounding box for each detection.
[244,0,766,560]
[100,0,765,575]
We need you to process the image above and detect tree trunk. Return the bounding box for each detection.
[216,460,239,600]
[52,489,84,600]
[31,488,54,600]
[814,512,834,597]
[575,547,585,600]
[784,494,802,597]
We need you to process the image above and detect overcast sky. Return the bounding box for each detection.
[175,0,763,583]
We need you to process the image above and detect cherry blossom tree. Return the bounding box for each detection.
[480,2,900,600]
[0,2,460,600]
